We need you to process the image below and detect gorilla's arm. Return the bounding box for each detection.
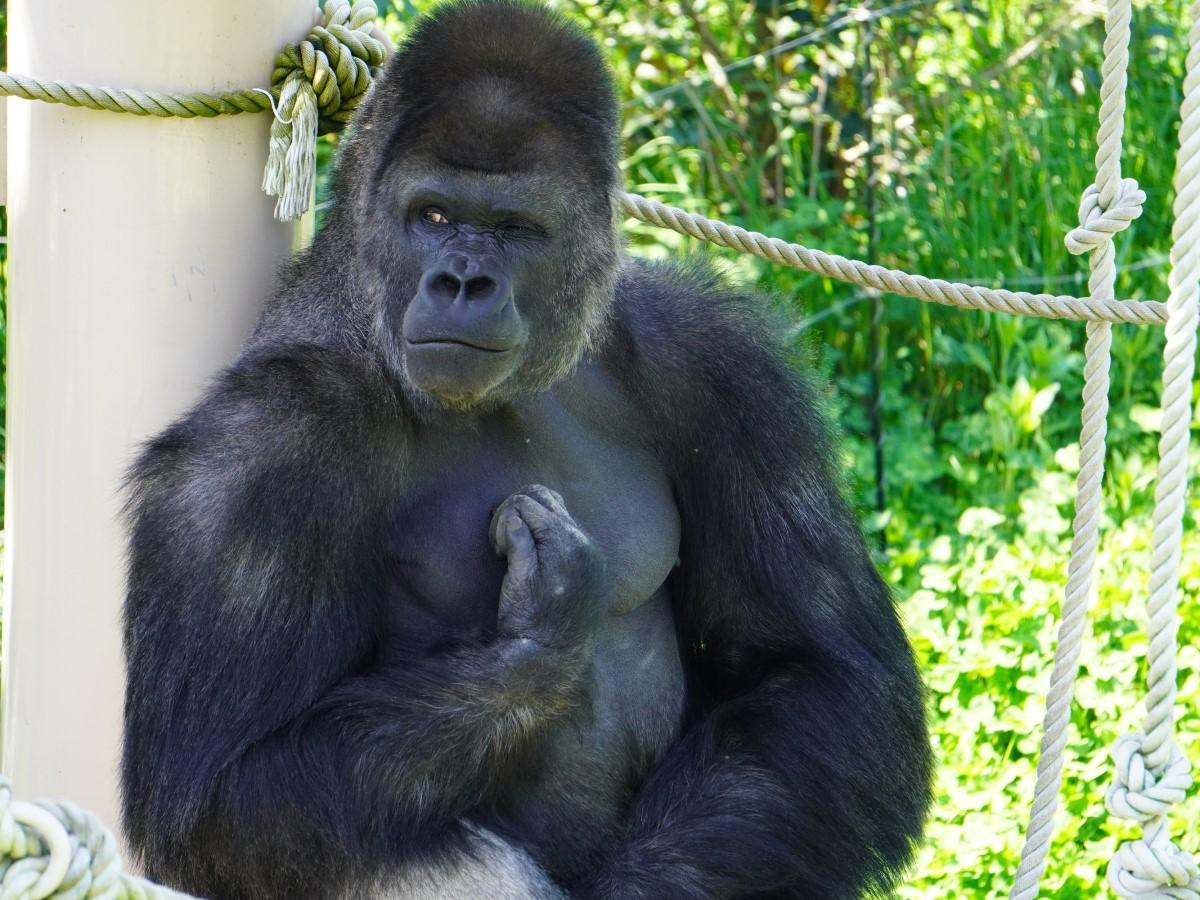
[121,347,590,898]
[589,262,932,899]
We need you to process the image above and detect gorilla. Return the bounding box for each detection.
[121,2,932,898]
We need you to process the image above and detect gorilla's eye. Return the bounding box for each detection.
[422,207,451,226]
[501,220,543,237]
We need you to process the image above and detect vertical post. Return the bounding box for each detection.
[2,0,313,841]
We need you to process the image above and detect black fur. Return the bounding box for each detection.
[121,3,931,898]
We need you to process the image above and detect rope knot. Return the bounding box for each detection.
[270,0,387,132]
[0,777,195,898]
[1065,177,1145,255]
[263,0,389,220]
[1108,820,1200,898]
[1107,733,1193,822]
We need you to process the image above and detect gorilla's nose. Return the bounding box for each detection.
[420,257,509,307]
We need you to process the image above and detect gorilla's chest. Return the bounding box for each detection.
[383,365,682,644]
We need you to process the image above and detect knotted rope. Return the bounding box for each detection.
[0,1,1172,322]
[1099,0,1200,892]
[0,0,388,222]
[1065,178,1146,255]
[1109,821,1200,898]
[1010,0,1200,896]
[0,778,194,899]
[1010,0,1137,894]
[261,0,388,220]
[1107,733,1194,822]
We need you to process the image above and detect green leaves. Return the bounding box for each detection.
[958,506,1006,535]
[885,440,1200,899]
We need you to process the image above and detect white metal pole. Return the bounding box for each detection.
[3,0,313,841]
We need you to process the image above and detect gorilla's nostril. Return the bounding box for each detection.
[465,276,498,301]
[431,273,461,299]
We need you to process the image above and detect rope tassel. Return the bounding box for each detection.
[261,0,387,221]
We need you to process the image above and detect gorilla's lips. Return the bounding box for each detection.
[405,337,517,354]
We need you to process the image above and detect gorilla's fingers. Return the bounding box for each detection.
[502,516,537,584]
[491,495,537,552]
[490,502,516,555]
[520,484,570,518]
[511,495,553,534]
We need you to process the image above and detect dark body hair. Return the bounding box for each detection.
[121,3,931,898]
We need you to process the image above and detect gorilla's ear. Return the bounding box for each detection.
[377,0,620,180]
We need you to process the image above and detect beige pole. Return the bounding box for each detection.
[2,0,313,843]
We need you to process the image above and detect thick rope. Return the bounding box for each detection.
[261,0,387,219]
[0,779,195,899]
[618,194,1166,325]
[1101,1,1200,895]
[0,0,387,222]
[1010,1,1136,896]
[1009,324,1113,899]
[0,72,271,118]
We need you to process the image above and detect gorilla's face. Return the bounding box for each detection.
[342,1,623,413]
[368,157,618,413]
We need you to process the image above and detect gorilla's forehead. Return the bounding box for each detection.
[385,73,608,186]
[432,75,563,173]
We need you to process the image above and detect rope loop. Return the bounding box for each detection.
[0,777,196,899]
[1107,733,1194,822]
[0,785,79,899]
[263,0,387,220]
[1108,820,1200,899]
[1065,177,1146,255]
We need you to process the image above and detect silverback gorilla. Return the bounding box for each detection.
[121,2,932,897]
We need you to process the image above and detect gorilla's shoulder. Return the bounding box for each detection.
[179,343,391,435]
[149,344,399,466]
[608,256,793,381]
[224,343,391,407]
[605,255,831,450]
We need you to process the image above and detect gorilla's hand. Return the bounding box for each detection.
[490,484,607,649]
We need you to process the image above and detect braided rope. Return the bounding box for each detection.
[1010,1,1136,895]
[619,193,1167,325]
[1098,1,1200,894]
[261,0,387,220]
[0,3,1173,315]
[0,0,388,223]
[0,0,386,130]
[269,3,385,132]
[0,779,195,899]
[0,72,271,118]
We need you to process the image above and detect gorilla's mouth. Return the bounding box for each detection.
[406,338,516,354]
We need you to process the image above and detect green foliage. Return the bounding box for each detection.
[870,400,1200,898]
